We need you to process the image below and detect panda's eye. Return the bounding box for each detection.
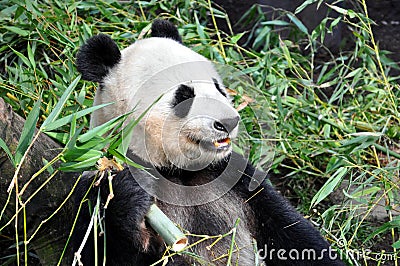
[212,78,227,97]
[171,84,195,118]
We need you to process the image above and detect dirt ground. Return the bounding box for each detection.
[367,0,400,65]
[214,0,400,68]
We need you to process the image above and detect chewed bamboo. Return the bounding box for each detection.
[145,204,188,252]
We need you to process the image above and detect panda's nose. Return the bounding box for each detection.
[213,116,240,133]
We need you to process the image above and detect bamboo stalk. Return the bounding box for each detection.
[145,204,188,252]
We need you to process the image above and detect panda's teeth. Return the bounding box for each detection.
[188,135,230,150]
[214,138,231,148]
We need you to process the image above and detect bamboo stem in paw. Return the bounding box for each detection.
[145,204,188,252]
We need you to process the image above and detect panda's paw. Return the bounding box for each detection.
[100,167,155,251]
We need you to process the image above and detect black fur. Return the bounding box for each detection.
[171,84,195,118]
[151,19,183,43]
[212,78,227,97]
[73,154,345,265]
[76,34,121,82]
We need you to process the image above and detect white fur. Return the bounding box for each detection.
[91,37,239,168]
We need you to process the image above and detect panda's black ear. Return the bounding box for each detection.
[151,19,182,43]
[76,34,121,82]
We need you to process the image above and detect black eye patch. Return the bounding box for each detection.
[171,84,195,118]
[212,78,227,97]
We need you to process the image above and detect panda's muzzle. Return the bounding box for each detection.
[210,116,238,149]
[186,116,239,151]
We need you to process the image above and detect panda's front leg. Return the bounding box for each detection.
[237,164,345,265]
[250,182,345,265]
[101,168,158,250]
[73,167,165,265]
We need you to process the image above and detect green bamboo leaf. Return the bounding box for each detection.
[279,37,293,68]
[0,138,15,167]
[25,0,34,13]
[311,167,347,207]
[77,86,86,105]
[42,102,113,132]
[340,134,379,146]
[14,5,25,20]
[295,0,318,14]
[326,156,345,173]
[194,13,207,44]
[350,186,381,198]
[323,124,331,139]
[253,26,270,50]
[45,132,69,144]
[10,47,31,68]
[326,4,348,16]
[108,149,145,170]
[115,117,138,157]
[287,13,308,34]
[77,137,110,150]
[3,26,29,37]
[41,76,81,130]
[15,96,41,165]
[261,20,291,26]
[63,149,103,162]
[344,68,362,79]
[330,16,342,30]
[364,217,400,243]
[65,125,83,152]
[42,158,54,175]
[27,42,36,69]
[69,112,77,138]
[230,32,245,44]
[59,156,100,172]
[78,112,128,143]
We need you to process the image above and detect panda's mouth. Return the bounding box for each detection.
[213,138,231,149]
[187,135,232,151]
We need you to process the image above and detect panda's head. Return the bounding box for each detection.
[77,20,240,169]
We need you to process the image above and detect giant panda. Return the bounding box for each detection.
[73,20,344,265]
